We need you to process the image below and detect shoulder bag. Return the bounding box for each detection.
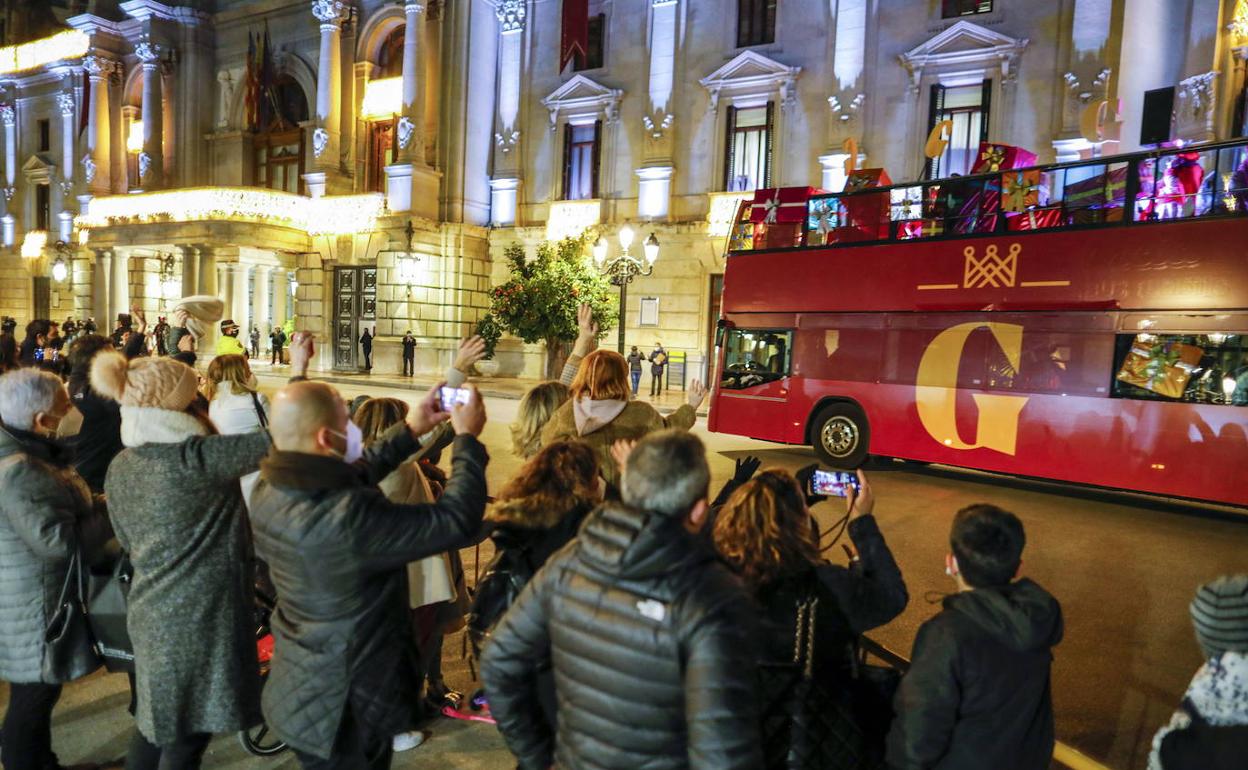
[87,552,135,673]
[250,391,269,430]
[42,549,102,682]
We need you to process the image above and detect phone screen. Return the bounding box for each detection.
[811,469,859,498]
[439,386,469,412]
[33,347,45,362]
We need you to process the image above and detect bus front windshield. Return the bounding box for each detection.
[721,329,792,389]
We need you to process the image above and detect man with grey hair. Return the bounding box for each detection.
[481,429,761,770]
[0,368,113,770]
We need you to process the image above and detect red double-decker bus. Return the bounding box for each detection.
[709,138,1248,507]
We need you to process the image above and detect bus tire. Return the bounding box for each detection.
[811,402,870,469]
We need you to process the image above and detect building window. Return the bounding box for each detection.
[724,103,773,192]
[376,27,405,79]
[562,121,600,200]
[37,119,49,152]
[942,0,992,17]
[926,81,991,179]
[737,0,777,47]
[366,118,395,194]
[574,14,606,71]
[35,184,49,231]
[254,129,304,194]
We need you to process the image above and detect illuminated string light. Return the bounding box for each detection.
[546,200,601,241]
[707,192,752,237]
[0,30,89,76]
[76,187,385,236]
[20,230,47,258]
[361,77,402,119]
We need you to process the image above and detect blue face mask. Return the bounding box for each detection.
[330,420,364,464]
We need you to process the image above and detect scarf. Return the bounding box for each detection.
[120,406,209,447]
[572,396,628,436]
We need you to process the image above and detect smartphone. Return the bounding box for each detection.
[439,386,470,412]
[33,347,45,362]
[811,469,859,498]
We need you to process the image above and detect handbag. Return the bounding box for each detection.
[760,588,865,770]
[42,549,102,682]
[850,639,902,767]
[250,391,269,430]
[87,552,135,673]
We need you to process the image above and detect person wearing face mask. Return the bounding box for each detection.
[886,505,1063,770]
[216,318,247,357]
[250,378,489,769]
[0,368,115,770]
[90,351,272,770]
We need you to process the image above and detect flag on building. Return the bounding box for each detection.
[244,31,259,131]
[560,0,589,72]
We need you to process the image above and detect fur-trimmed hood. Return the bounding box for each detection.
[487,495,596,531]
[120,405,209,447]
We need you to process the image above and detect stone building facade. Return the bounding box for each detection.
[0,0,1246,377]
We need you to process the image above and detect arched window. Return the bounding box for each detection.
[253,76,309,194]
[376,27,405,79]
[272,75,310,127]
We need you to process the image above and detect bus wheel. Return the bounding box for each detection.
[812,403,870,469]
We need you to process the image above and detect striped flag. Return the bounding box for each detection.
[244,31,259,131]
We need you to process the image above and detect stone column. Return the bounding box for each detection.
[1,102,16,224]
[161,58,175,185]
[252,266,272,336]
[490,0,525,225]
[231,264,251,336]
[93,250,112,329]
[56,90,75,193]
[398,2,426,163]
[272,269,288,326]
[311,0,347,171]
[136,40,164,190]
[197,246,217,297]
[110,249,129,325]
[179,244,199,297]
[82,56,115,195]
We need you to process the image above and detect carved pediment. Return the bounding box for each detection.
[900,20,1028,71]
[22,154,56,182]
[541,74,623,128]
[700,50,801,110]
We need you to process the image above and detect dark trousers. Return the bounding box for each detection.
[125,730,213,770]
[403,355,414,376]
[651,369,664,396]
[1,681,62,770]
[292,705,393,770]
[271,347,283,365]
[362,350,372,369]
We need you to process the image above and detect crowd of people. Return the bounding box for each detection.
[0,301,1244,770]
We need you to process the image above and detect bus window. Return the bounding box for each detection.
[1216,145,1248,214]
[720,328,793,390]
[1111,332,1247,405]
[1138,149,1216,221]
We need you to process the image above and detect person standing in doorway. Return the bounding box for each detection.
[250,327,261,359]
[627,345,644,396]
[649,341,667,398]
[360,327,374,370]
[270,326,287,365]
[402,331,417,377]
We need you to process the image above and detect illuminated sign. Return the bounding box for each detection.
[0,31,90,76]
[546,199,601,241]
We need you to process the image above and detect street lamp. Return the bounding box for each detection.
[381,220,421,331]
[594,226,659,354]
[50,240,71,283]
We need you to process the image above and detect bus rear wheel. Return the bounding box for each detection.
[811,403,870,469]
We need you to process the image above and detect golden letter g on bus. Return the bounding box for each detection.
[915,322,1029,455]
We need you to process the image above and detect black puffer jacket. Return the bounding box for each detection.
[68,385,123,493]
[250,427,488,760]
[886,578,1063,770]
[480,502,762,770]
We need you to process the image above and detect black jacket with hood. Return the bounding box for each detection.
[886,578,1063,770]
[480,501,763,770]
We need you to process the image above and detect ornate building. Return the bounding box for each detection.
[0,0,1245,377]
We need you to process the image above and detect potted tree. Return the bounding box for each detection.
[473,313,503,377]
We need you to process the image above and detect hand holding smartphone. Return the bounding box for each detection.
[439,386,470,413]
[810,469,860,498]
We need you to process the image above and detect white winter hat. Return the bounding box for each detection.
[170,295,224,341]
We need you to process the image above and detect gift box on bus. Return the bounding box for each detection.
[1004,207,1063,231]
[971,142,1038,174]
[843,168,892,192]
[750,187,824,224]
[1115,337,1203,399]
[752,221,804,249]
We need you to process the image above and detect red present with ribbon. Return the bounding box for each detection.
[1004,207,1064,231]
[971,142,1038,174]
[751,222,803,249]
[1001,169,1041,213]
[750,186,825,224]
[844,168,892,193]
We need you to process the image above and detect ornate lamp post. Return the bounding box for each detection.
[383,220,421,331]
[594,226,659,354]
[50,240,71,283]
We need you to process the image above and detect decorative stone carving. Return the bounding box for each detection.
[56,92,75,118]
[0,104,14,128]
[397,116,416,149]
[495,130,520,153]
[135,40,161,65]
[1178,71,1218,118]
[217,70,235,129]
[404,2,424,13]
[541,74,624,129]
[2,187,13,201]
[311,0,348,25]
[312,127,330,157]
[82,55,117,79]
[495,0,526,33]
[829,93,865,122]
[699,50,802,113]
[138,151,152,180]
[642,111,673,139]
[81,154,96,184]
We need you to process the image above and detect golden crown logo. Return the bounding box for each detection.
[963,243,1020,289]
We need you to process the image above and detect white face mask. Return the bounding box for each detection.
[330,420,364,464]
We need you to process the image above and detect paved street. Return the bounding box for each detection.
[3,378,1246,769]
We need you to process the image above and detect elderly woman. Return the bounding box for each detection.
[91,351,270,769]
[0,368,113,770]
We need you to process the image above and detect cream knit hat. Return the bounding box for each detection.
[169,295,224,342]
[90,350,200,411]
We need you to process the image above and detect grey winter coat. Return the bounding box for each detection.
[104,409,270,744]
[0,426,113,683]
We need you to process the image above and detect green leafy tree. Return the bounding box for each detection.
[489,235,615,377]
[474,313,503,360]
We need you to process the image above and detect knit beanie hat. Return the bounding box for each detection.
[1190,574,1248,659]
[169,295,224,342]
[90,350,199,411]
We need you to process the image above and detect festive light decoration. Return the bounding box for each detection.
[51,258,68,282]
[76,188,385,236]
[20,230,47,258]
[361,77,402,120]
[546,200,601,241]
[127,120,144,153]
[1231,0,1248,39]
[0,30,89,76]
[707,192,752,236]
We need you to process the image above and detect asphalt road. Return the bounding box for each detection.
[4,382,1245,769]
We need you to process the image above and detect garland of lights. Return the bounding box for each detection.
[0,31,89,76]
[76,187,386,236]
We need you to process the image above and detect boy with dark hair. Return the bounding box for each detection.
[886,504,1063,770]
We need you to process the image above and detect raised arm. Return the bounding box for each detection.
[178,431,271,482]
[560,303,600,386]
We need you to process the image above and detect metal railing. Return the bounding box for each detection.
[859,637,1114,770]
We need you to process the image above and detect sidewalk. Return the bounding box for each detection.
[250,361,709,416]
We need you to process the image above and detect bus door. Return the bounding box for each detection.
[713,326,795,443]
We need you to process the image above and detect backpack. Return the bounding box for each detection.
[467,541,535,655]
